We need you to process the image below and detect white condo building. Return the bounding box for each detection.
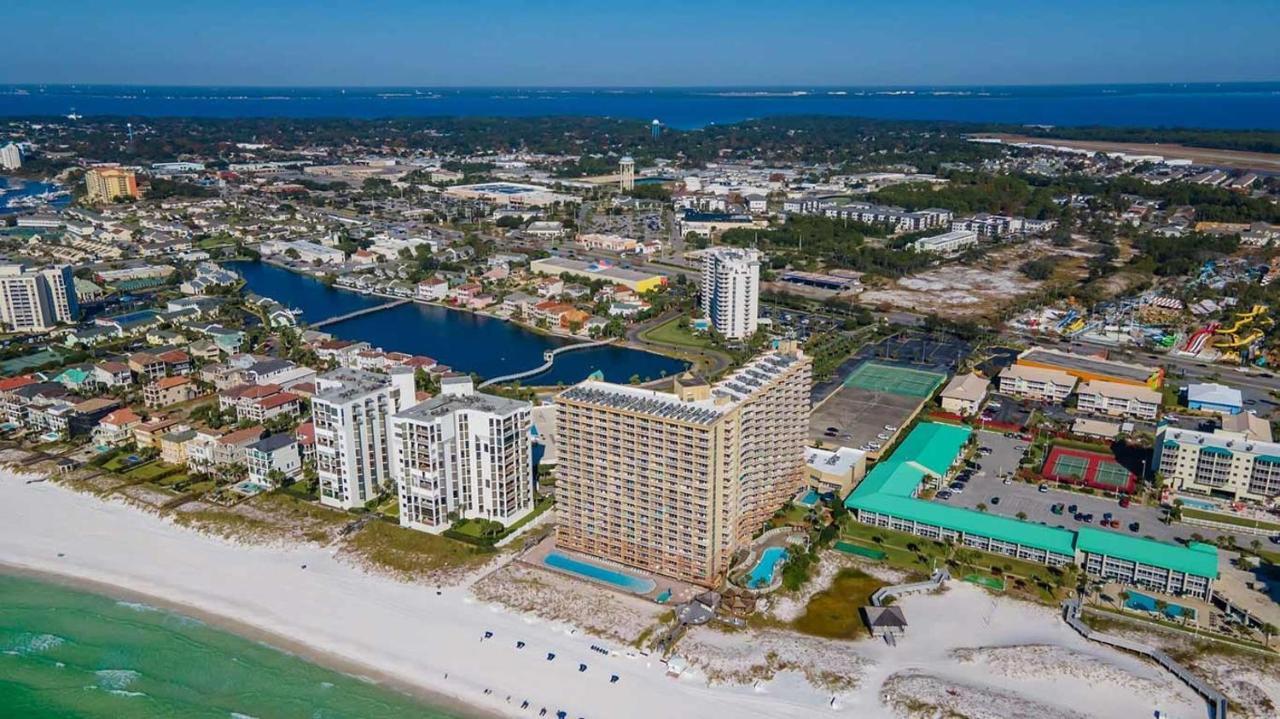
[1155,425,1280,503]
[0,143,22,170]
[701,247,760,340]
[391,375,534,533]
[313,367,415,510]
[0,264,79,332]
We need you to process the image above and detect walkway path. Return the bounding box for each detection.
[1062,598,1228,719]
[478,339,616,389]
[870,568,950,607]
[310,299,409,328]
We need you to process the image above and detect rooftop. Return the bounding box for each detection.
[314,367,390,403]
[1018,347,1158,385]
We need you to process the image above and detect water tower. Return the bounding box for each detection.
[651,119,661,140]
[619,156,635,191]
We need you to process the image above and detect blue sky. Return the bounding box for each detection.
[7,0,1278,86]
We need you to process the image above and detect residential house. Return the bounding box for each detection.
[144,376,198,408]
[245,434,303,486]
[93,407,142,447]
[939,373,991,415]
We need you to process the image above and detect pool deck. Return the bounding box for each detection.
[520,535,703,605]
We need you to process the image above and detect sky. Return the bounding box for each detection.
[6,0,1278,87]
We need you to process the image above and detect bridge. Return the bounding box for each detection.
[310,300,409,328]
[479,338,616,389]
[1062,599,1228,719]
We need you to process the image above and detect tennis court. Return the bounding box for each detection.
[842,361,946,398]
[1041,445,1136,494]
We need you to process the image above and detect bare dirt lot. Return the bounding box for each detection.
[861,242,1084,319]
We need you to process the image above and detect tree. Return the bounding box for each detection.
[1262,623,1277,648]
[976,503,988,513]
[1015,511,1028,521]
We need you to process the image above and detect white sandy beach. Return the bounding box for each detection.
[0,468,1214,719]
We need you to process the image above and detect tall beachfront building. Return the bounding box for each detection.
[1155,425,1280,502]
[0,264,79,332]
[619,156,635,191]
[313,367,415,510]
[554,345,811,586]
[84,167,139,202]
[0,142,22,170]
[391,375,534,533]
[701,247,760,340]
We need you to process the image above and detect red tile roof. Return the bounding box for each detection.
[0,375,37,392]
[153,376,191,390]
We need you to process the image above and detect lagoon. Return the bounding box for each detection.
[233,261,687,385]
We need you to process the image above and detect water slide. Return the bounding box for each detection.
[1055,309,1078,331]
[1215,328,1265,349]
[1182,322,1219,354]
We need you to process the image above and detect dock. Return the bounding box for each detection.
[310,299,409,328]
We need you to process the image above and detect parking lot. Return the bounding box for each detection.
[938,431,1265,547]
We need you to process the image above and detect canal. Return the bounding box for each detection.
[232,261,687,385]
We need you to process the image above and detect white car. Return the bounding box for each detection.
[877,433,891,441]
[867,442,883,450]
[883,424,898,431]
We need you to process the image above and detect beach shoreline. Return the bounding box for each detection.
[0,559,501,719]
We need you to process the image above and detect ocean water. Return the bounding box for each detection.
[1,84,1278,129]
[0,573,469,719]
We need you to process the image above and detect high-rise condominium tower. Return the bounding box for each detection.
[701,247,760,340]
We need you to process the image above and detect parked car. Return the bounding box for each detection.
[1068,504,1078,514]
[990,496,1001,505]
[1038,484,1049,493]
[1119,497,1131,508]
[936,490,953,500]
[1050,503,1065,515]
[1129,521,1141,532]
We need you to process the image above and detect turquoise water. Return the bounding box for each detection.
[542,552,655,594]
[797,489,820,507]
[1178,498,1218,511]
[1124,590,1195,619]
[746,547,788,589]
[0,573,472,719]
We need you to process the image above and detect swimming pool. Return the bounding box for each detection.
[797,489,820,507]
[543,552,656,594]
[746,547,788,589]
[1178,498,1218,512]
[1125,590,1195,620]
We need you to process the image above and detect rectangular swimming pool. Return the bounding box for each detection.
[543,552,656,594]
[1125,590,1196,620]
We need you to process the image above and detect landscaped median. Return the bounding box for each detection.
[1180,506,1280,535]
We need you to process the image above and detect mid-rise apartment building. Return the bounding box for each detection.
[1155,426,1280,502]
[1076,380,1161,420]
[0,264,79,332]
[998,364,1078,402]
[391,375,533,533]
[313,367,415,509]
[700,247,760,340]
[0,142,21,170]
[84,167,139,202]
[554,346,811,586]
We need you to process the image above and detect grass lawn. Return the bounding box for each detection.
[123,462,180,481]
[792,568,887,639]
[1182,507,1280,532]
[103,454,141,472]
[342,520,494,579]
[641,315,715,350]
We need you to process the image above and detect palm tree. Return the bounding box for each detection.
[1262,623,1277,648]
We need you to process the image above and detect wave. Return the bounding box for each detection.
[7,632,66,655]
[116,600,159,612]
[94,668,141,691]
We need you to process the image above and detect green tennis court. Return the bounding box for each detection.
[1049,453,1089,480]
[842,361,946,398]
[835,541,887,560]
[1093,461,1132,488]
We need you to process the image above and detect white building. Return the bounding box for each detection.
[911,229,979,255]
[1155,426,1280,503]
[312,367,416,510]
[1076,380,1162,420]
[0,143,22,170]
[701,247,760,340]
[0,264,79,332]
[245,434,303,486]
[939,373,990,415]
[998,364,1078,402]
[391,375,534,533]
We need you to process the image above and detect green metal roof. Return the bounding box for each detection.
[1075,528,1219,579]
[846,422,1220,580]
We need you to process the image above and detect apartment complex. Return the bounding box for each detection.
[1015,347,1162,389]
[313,367,415,510]
[1155,426,1280,502]
[848,423,1219,600]
[84,167,140,202]
[700,247,760,340]
[1076,380,1162,420]
[0,264,79,332]
[911,229,978,255]
[554,346,811,586]
[997,364,1078,402]
[391,375,534,533]
[0,143,21,170]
